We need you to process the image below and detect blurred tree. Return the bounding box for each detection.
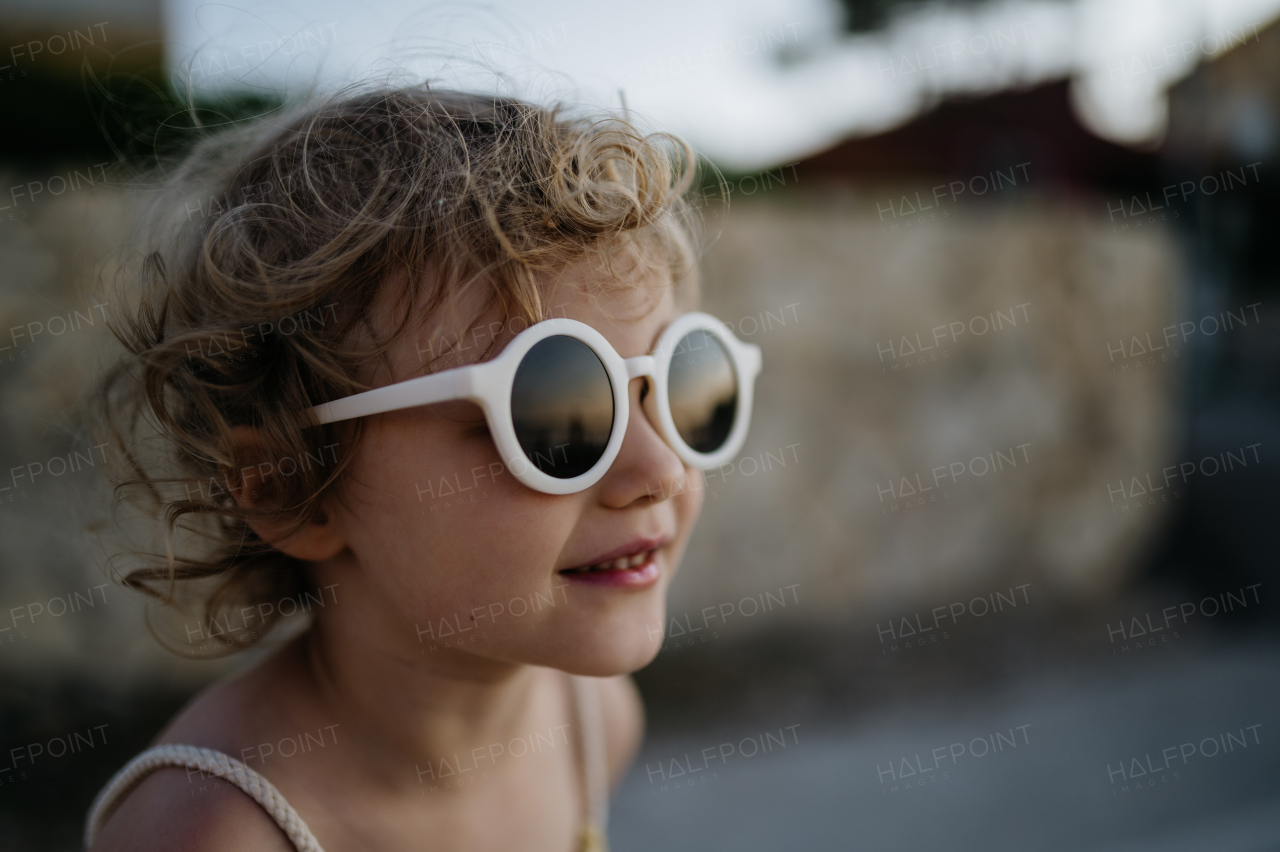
[835,0,989,33]
[0,27,281,168]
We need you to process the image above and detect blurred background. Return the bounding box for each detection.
[0,0,1277,849]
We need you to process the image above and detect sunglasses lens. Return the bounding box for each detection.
[511,336,615,479]
[668,329,737,454]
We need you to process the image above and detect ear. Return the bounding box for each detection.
[224,425,348,562]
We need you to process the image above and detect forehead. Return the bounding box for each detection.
[382,245,680,382]
[541,249,678,345]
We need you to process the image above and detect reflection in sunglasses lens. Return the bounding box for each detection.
[511,336,615,478]
[669,329,737,453]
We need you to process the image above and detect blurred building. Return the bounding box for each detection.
[794,79,1160,191]
[1140,18,1280,597]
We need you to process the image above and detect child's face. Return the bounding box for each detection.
[321,255,703,675]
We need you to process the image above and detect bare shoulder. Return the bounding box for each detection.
[88,766,296,852]
[90,643,317,851]
[596,674,645,785]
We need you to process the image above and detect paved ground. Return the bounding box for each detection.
[609,639,1280,852]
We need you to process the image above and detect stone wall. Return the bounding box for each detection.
[669,187,1182,633]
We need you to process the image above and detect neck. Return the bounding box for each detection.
[294,595,560,787]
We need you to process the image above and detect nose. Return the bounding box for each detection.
[596,377,688,508]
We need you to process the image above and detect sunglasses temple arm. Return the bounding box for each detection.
[309,369,476,425]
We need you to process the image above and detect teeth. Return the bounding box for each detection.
[583,550,651,572]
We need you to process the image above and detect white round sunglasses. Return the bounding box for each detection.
[309,312,763,495]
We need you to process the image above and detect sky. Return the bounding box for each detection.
[162,0,1280,170]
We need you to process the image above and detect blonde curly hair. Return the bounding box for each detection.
[96,84,700,655]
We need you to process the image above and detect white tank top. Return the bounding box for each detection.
[84,674,610,852]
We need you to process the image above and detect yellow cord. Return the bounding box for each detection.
[578,823,609,852]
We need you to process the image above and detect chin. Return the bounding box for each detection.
[552,645,661,678]
[525,609,668,677]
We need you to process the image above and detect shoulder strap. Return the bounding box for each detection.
[569,675,610,852]
[84,743,325,852]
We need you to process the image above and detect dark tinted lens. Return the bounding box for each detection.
[511,336,615,479]
[668,329,737,453]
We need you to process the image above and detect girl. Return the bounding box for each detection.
[85,85,759,852]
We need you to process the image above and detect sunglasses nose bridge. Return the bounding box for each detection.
[624,355,657,381]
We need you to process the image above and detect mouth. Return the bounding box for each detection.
[558,539,667,588]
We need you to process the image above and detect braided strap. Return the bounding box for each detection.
[83,744,325,852]
[571,676,610,835]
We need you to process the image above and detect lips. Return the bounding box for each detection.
[561,549,655,574]
[558,537,669,588]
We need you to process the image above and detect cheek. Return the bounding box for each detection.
[672,467,705,542]
[335,422,581,618]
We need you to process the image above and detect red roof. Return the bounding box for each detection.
[793,80,1160,191]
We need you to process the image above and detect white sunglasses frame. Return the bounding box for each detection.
[308,311,763,495]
